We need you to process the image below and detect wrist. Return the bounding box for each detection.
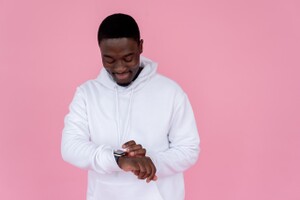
[117,156,126,168]
[113,150,126,167]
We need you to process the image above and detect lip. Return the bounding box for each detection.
[114,72,131,81]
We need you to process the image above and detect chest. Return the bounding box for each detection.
[86,90,173,150]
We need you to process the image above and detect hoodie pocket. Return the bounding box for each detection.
[93,179,164,200]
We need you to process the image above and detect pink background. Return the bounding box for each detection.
[1,0,299,199]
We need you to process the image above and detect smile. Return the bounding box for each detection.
[114,72,131,81]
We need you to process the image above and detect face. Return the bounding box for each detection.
[99,38,143,86]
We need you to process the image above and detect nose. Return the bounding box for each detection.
[114,60,126,72]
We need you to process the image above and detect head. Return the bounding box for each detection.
[98,13,143,86]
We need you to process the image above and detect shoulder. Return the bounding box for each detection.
[74,79,104,98]
[77,77,104,90]
[152,73,185,96]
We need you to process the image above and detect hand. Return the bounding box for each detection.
[122,140,146,157]
[118,156,157,183]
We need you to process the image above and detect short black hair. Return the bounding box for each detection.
[97,13,140,45]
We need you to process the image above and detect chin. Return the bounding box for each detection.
[116,79,132,86]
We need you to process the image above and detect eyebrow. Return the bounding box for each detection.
[103,52,135,59]
[103,55,114,59]
[124,53,134,57]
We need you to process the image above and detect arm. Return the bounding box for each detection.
[61,87,122,174]
[148,93,200,178]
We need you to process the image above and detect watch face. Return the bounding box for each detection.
[114,149,126,156]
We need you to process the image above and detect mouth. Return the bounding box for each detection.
[113,71,131,81]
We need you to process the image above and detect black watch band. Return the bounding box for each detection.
[113,150,126,164]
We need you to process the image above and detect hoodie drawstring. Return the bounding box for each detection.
[114,86,134,146]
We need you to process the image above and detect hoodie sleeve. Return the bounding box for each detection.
[148,93,200,178]
[61,87,122,174]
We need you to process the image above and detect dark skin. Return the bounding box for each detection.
[99,38,157,182]
[99,38,143,86]
[121,140,158,183]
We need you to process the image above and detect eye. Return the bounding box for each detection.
[124,55,133,62]
[104,57,115,64]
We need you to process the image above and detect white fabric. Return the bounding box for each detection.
[61,56,200,200]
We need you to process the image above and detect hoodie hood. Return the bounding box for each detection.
[96,56,158,92]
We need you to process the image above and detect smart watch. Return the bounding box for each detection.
[113,149,126,164]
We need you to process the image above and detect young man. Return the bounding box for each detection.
[61,13,200,200]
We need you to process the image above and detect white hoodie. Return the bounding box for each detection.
[61,56,200,200]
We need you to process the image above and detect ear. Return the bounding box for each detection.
[139,39,144,54]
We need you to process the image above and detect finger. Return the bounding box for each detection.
[122,140,136,148]
[127,144,142,152]
[146,158,157,182]
[127,147,146,157]
[137,161,147,180]
[142,158,152,180]
[128,148,146,157]
[147,175,158,183]
[137,148,146,156]
[131,170,140,176]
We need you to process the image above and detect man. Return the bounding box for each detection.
[61,13,200,200]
